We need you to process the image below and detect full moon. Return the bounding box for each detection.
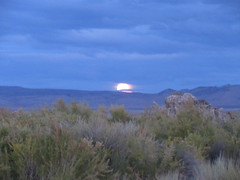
[116,83,133,92]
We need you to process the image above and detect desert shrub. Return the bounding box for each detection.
[156,171,179,180]
[97,105,108,120]
[196,157,240,180]
[70,101,94,121]
[137,106,171,140]
[52,99,94,123]
[71,118,132,172]
[157,142,180,173]
[220,117,240,159]
[157,157,240,180]
[0,99,240,179]
[139,107,209,141]
[70,117,161,178]
[127,133,159,178]
[109,105,131,123]
[169,110,203,138]
[53,98,68,112]
[175,144,200,180]
[0,108,14,125]
[0,126,112,180]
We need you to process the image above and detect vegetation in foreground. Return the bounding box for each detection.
[0,99,240,179]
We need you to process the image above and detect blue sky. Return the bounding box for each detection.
[0,0,240,93]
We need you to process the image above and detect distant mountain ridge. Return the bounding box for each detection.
[0,85,240,111]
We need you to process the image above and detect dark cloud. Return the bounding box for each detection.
[0,0,239,92]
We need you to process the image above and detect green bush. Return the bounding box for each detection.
[109,105,131,123]
[0,127,111,179]
[0,99,239,179]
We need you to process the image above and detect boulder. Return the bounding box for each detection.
[164,93,232,121]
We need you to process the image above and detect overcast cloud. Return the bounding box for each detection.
[0,0,240,92]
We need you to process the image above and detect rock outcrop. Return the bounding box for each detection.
[164,92,233,121]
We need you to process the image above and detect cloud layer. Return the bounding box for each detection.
[0,0,240,92]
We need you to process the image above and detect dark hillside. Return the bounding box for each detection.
[0,85,240,111]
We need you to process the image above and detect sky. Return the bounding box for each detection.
[0,0,240,93]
